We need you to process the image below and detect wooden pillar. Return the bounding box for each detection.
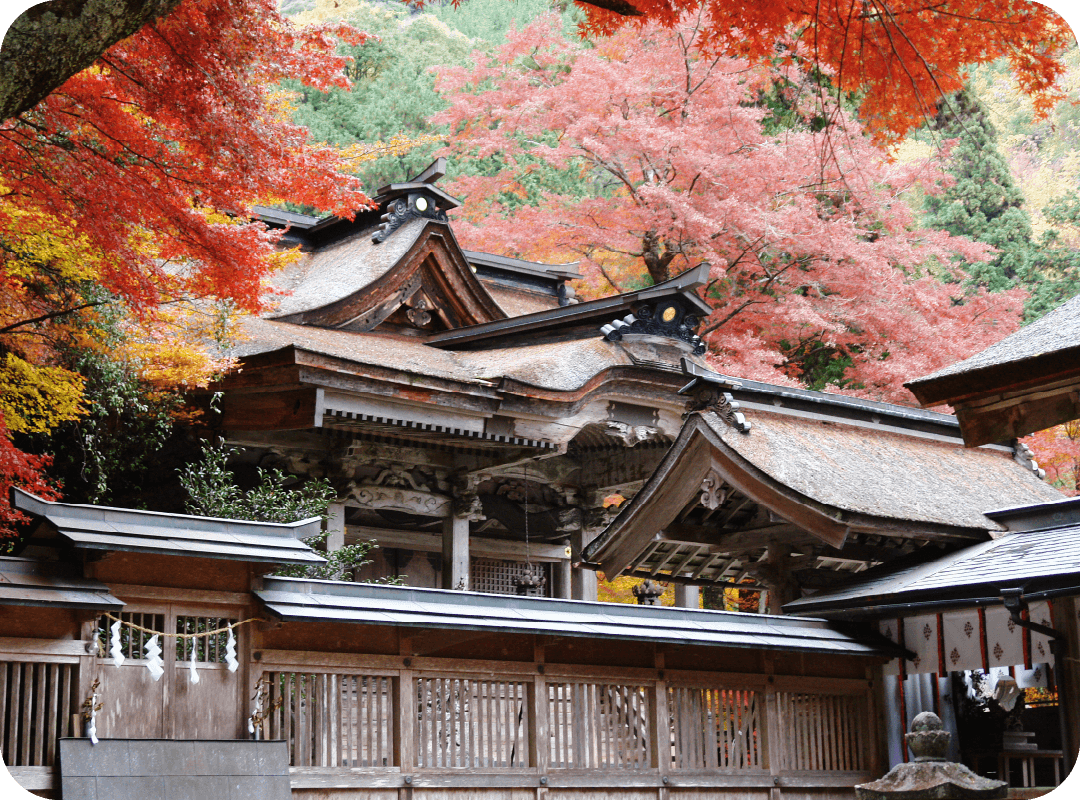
[571,528,598,601]
[75,614,97,740]
[326,502,345,552]
[674,584,699,609]
[765,544,797,615]
[442,514,469,590]
[1052,596,1080,770]
[652,651,670,774]
[555,558,572,599]
[395,668,415,773]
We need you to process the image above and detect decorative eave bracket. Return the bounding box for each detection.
[677,358,751,434]
[372,158,460,244]
[372,192,450,243]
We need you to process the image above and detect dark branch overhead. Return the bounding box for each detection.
[0,0,183,123]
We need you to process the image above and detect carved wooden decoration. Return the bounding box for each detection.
[684,386,751,434]
[344,483,451,517]
[372,193,449,243]
[600,299,706,354]
[700,470,727,510]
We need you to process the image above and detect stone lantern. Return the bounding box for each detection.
[855,712,1007,800]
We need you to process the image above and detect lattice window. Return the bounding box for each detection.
[415,676,529,768]
[96,612,165,660]
[265,672,394,767]
[547,681,650,769]
[668,686,763,770]
[774,692,869,771]
[174,615,239,663]
[0,661,75,766]
[471,557,551,597]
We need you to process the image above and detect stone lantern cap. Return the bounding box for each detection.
[855,712,1007,800]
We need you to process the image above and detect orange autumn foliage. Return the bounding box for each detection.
[568,0,1074,143]
[0,0,375,531]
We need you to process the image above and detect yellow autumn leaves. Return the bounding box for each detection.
[0,197,241,438]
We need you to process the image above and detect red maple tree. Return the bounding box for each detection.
[436,15,1026,401]
[0,0,372,530]
[567,0,1074,142]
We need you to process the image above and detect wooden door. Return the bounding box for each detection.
[92,605,243,739]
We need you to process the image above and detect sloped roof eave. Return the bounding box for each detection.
[584,407,1063,576]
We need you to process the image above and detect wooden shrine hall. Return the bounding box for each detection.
[1,488,898,800]
[3,158,1078,797]
[197,159,1062,612]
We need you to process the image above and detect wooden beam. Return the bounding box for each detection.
[662,522,803,548]
[346,525,567,561]
[402,629,495,656]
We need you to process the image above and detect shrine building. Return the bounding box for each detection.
[1,161,1078,799]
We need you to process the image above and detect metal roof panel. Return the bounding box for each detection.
[258,578,895,656]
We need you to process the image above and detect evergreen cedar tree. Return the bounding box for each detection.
[436,16,1025,401]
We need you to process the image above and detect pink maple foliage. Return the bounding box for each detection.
[435,15,1026,403]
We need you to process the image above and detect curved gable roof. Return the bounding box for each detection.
[584,373,1062,582]
[268,220,507,332]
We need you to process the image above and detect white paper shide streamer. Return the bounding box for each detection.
[87,690,99,745]
[144,634,164,681]
[109,620,124,668]
[188,637,200,684]
[248,689,263,738]
[225,626,238,673]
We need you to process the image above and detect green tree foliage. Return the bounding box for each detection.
[923,89,1038,292]
[282,0,580,189]
[178,439,386,582]
[922,87,1080,319]
[30,347,179,505]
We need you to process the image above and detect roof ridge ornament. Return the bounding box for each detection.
[1013,441,1046,480]
[678,360,751,433]
[599,299,706,354]
[372,193,448,243]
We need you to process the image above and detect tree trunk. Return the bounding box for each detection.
[0,0,182,123]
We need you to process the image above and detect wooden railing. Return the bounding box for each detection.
[546,680,650,769]
[0,659,76,768]
[669,685,763,770]
[257,655,877,789]
[774,691,870,772]
[415,676,529,768]
[267,671,395,767]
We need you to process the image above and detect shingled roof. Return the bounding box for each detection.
[905,294,1080,445]
[257,577,901,657]
[583,361,1063,588]
[12,488,325,565]
[785,497,1080,618]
